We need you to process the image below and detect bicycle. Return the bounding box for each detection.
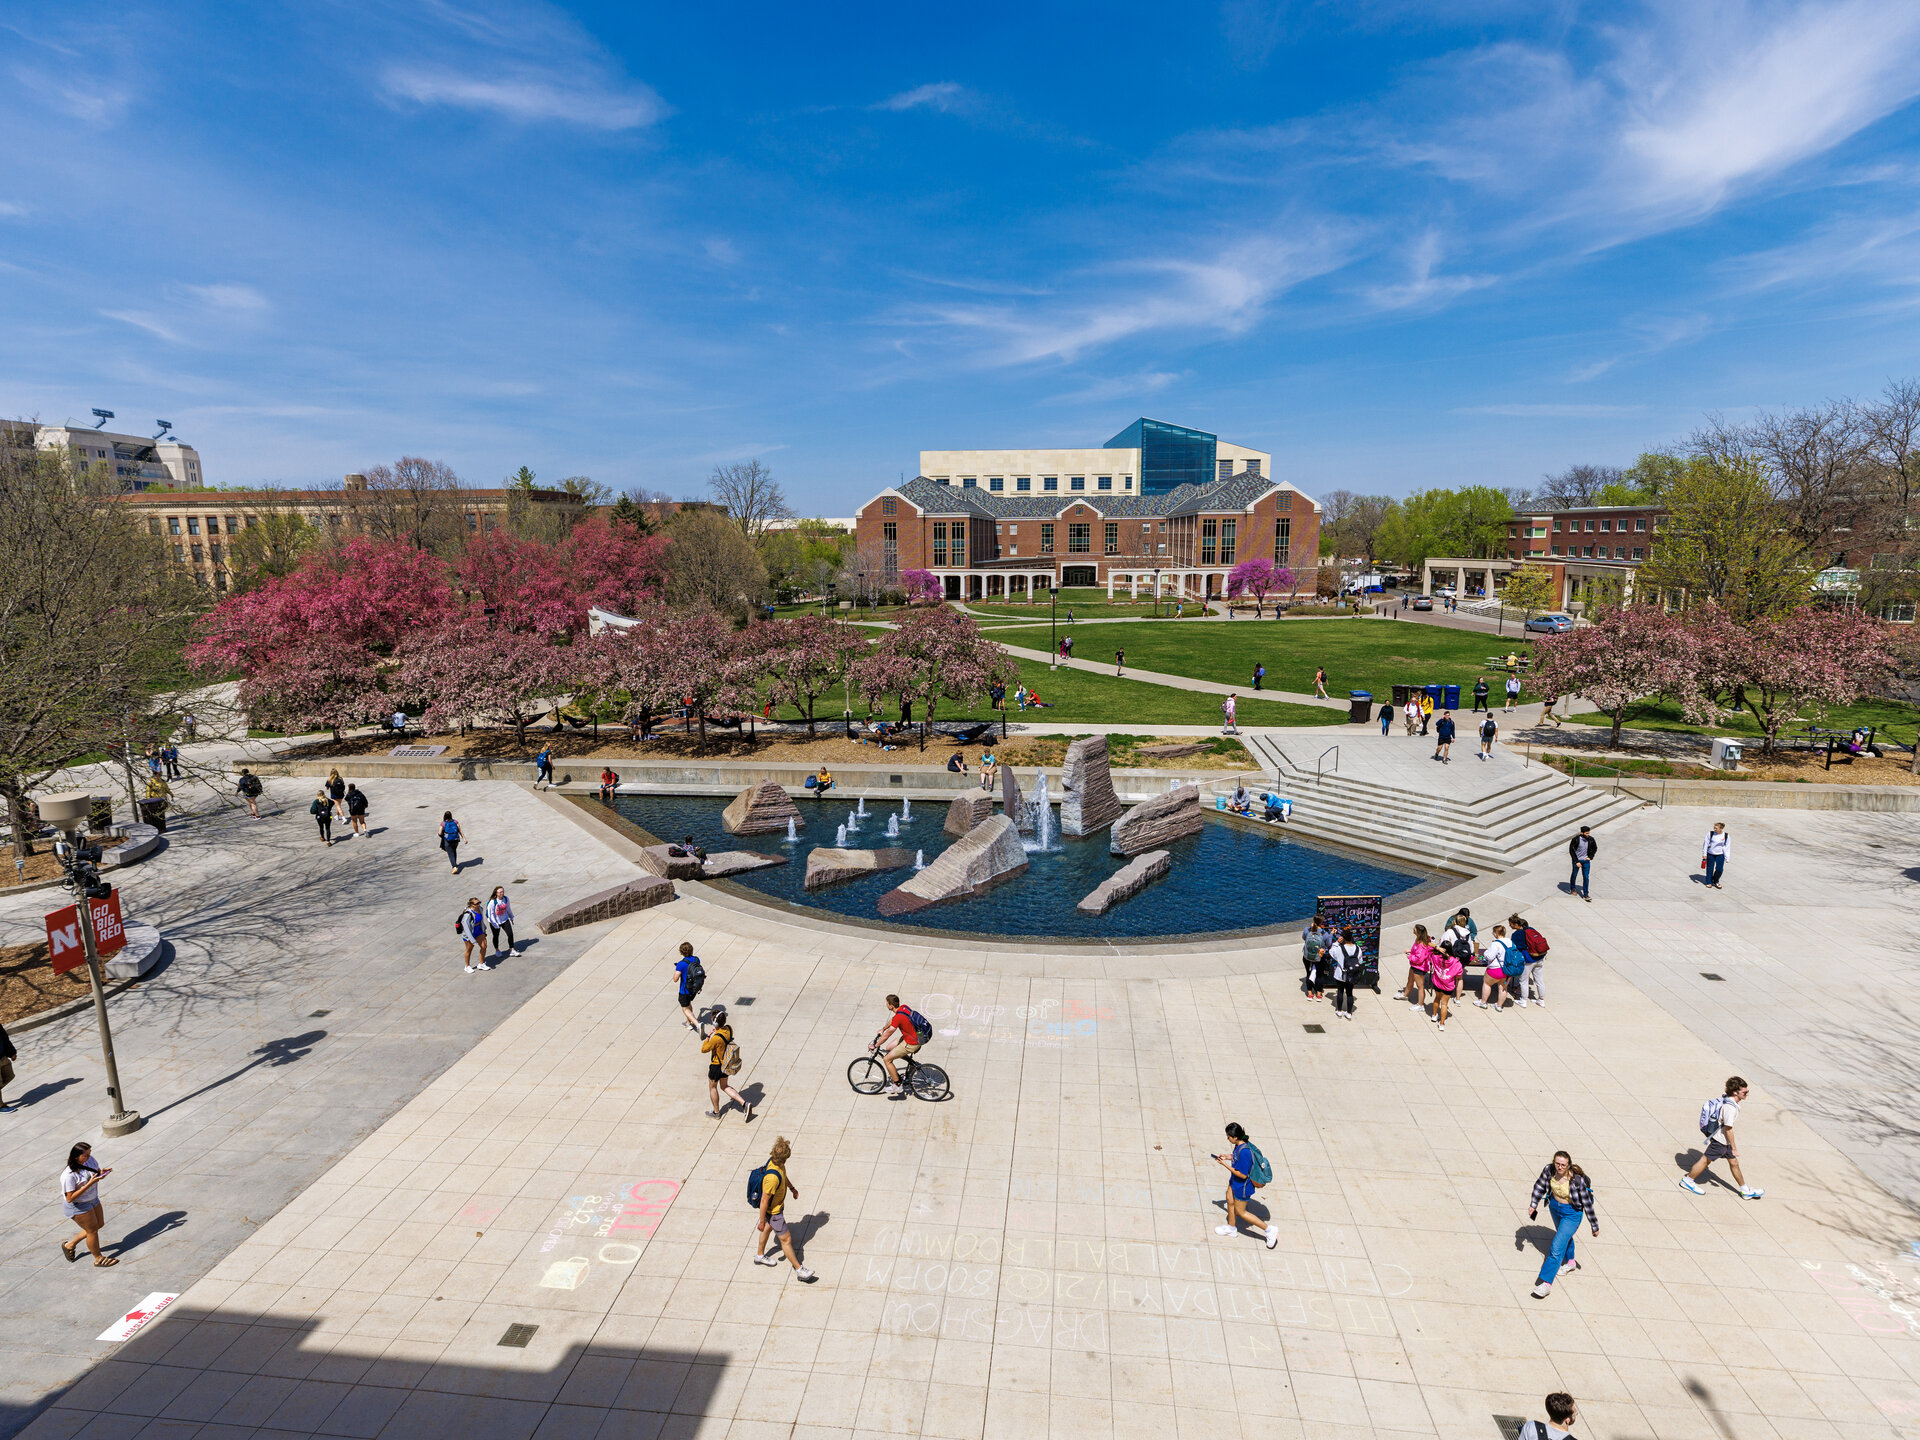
[847,1046,951,1101]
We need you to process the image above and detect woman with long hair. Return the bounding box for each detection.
[61,1141,116,1266]
[1403,924,1437,1010]
[700,1006,754,1122]
[485,886,516,960]
[1527,1150,1598,1299]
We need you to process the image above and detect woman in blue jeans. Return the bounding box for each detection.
[1527,1150,1598,1299]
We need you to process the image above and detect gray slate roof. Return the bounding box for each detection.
[889,472,1288,520]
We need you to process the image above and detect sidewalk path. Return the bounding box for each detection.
[989,638,1348,711]
[0,777,640,1437]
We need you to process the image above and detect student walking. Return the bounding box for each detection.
[1327,928,1360,1020]
[1701,822,1730,888]
[534,748,554,789]
[701,1007,754,1121]
[1115,648,1125,676]
[1252,663,1265,691]
[1313,666,1329,699]
[1476,925,1512,1010]
[1402,696,1419,735]
[437,811,463,873]
[1222,694,1238,734]
[1301,915,1330,1001]
[1518,1393,1580,1440]
[1505,673,1522,711]
[0,1017,15,1111]
[1508,914,1548,1006]
[1567,826,1597,901]
[1478,713,1498,760]
[344,783,369,836]
[1379,703,1392,737]
[674,942,705,1029]
[60,1142,117,1266]
[1428,942,1462,1029]
[750,1137,816,1281]
[1472,677,1489,712]
[1419,691,1434,735]
[326,768,348,819]
[235,768,263,818]
[1403,924,1437,1009]
[1527,1151,1598,1298]
[310,790,335,846]
[162,742,181,779]
[1681,1077,1763,1198]
[1433,711,1455,763]
[457,898,488,973]
[485,886,516,958]
[1211,1123,1279,1248]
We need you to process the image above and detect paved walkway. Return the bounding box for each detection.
[989,640,1346,712]
[0,776,640,1437]
[14,798,1920,1440]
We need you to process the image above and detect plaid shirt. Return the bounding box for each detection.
[1530,1166,1599,1232]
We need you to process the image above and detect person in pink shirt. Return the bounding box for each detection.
[1428,945,1464,1030]
[1403,924,1438,1009]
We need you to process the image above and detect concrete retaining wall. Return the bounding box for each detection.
[1583,776,1920,811]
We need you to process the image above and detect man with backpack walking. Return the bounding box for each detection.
[1478,712,1498,760]
[1211,1122,1278,1248]
[1518,1393,1580,1439]
[1566,826,1597,901]
[1508,914,1548,1006]
[534,748,554,789]
[749,1137,816,1282]
[1701,821,1730,888]
[1252,663,1265,691]
[1681,1077,1763,1199]
[873,995,928,1098]
[235,767,263,818]
[674,942,705,1030]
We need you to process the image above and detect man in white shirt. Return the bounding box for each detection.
[1519,1391,1579,1440]
[1701,822,1730,889]
[1681,1077,1763,1199]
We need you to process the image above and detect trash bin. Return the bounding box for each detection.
[1390,683,1410,707]
[138,798,168,833]
[1424,683,1442,709]
[1709,737,1742,771]
[1443,683,1461,711]
[1348,690,1373,724]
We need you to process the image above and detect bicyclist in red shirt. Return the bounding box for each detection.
[873,994,923,1097]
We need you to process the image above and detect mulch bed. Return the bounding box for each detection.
[3,836,126,888]
[0,940,94,1026]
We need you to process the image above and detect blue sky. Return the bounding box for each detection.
[5,2,1920,511]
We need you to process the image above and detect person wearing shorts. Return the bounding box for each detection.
[701,1007,752,1121]
[751,1136,816,1281]
[674,941,703,1030]
[1211,1122,1278,1248]
[874,994,922,1097]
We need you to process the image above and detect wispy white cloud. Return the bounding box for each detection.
[1564,312,1711,382]
[1363,231,1496,310]
[181,282,270,314]
[101,310,185,344]
[11,66,132,126]
[0,199,29,218]
[873,82,970,114]
[381,66,664,129]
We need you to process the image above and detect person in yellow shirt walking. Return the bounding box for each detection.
[750,1137,817,1282]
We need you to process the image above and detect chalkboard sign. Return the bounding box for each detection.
[1316,894,1383,963]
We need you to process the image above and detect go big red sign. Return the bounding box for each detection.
[45,892,126,974]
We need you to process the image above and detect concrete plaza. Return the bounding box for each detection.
[10,787,1920,1440]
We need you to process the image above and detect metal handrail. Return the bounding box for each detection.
[1530,745,1666,807]
[1316,745,1339,780]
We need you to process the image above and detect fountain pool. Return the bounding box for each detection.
[610,794,1448,943]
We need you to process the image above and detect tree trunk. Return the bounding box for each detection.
[1609,709,1625,748]
[806,696,816,737]
[6,786,33,860]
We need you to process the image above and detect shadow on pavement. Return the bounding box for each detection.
[111,1209,189,1258]
[142,1030,327,1121]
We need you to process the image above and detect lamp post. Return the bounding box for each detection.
[1152,567,1161,618]
[1049,584,1060,669]
[37,791,142,1137]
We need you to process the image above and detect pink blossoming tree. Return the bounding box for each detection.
[1699,606,1900,753]
[1226,557,1295,616]
[761,615,870,735]
[851,607,1017,749]
[899,568,942,605]
[1529,606,1698,747]
[396,618,574,748]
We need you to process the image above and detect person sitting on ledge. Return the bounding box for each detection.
[1227,783,1253,815]
[668,834,708,861]
[1263,793,1291,823]
[946,753,968,775]
[813,765,834,798]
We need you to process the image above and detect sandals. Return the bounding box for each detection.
[95,1256,118,1267]
[62,1241,80,1263]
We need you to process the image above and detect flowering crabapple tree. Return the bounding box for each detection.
[452,527,583,639]
[1698,606,1900,753]
[396,618,574,749]
[1529,606,1697,748]
[851,607,1018,750]
[762,615,870,735]
[238,641,388,742]
[657,607,755,750]
[1226,557,1295,616]
[561,517,670,619]
[899,568,943,605]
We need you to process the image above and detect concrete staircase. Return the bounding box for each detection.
[1235,734,1645,873]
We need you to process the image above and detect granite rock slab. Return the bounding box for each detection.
[877,815,1028,915]
[1110,784,1203,856]
[1060,736,1124,837]
[944,794,995,837]
[1001,764,1030,832]
[1076,850,1171,915]
[722,781,802,835]
[637,845,705,880]
[538,875,676,933]
[699,851,789,879]
[804,846,916,890]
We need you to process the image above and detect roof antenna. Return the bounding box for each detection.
[90,408,115,429]
[152,419,173,441]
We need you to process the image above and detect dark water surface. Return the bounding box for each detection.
[612,793,1441,942]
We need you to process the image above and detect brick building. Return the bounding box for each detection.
[853,470,1322,602]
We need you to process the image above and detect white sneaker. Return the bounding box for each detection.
[754,1251,781,1266]
[795,1267,817,1282]
[1531,1282,1552,1299]
[1740,1186,1765,1200]
[1214,1225,1235,1235]
[1264,1224,1278,1250]
[883,1084,903,1096]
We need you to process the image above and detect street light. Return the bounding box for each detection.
[1152,567,1161,618]
[36,791,143,1137]
[1049,584,1060,669]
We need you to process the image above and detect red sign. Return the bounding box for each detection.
[44,891,125,974]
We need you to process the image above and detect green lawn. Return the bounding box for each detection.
[1562,696,1919,742]
[979,617,1531,703]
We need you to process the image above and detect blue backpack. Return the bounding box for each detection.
[907,1008,932,1043]
[746,1163,781,1208]
[1248,1145,1273,1188]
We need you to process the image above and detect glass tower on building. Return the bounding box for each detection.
[1106,418,1217,496]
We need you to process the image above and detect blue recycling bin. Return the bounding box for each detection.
[1423,683,1442,711]
[1443,683,1461,710]
[1348,690,1372,723]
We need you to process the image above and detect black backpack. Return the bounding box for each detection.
[681,956,706,993]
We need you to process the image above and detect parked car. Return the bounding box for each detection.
[1525,612,1574,634]
[1411,595,1434,611]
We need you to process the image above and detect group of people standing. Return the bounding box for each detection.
[455,887,517,974]
[308,769,369,845]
